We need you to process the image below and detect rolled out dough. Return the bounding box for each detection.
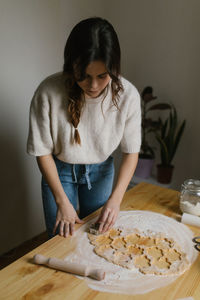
[88,228,189,275]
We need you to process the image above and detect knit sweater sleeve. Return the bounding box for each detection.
[120,85,141,153]
[27,87,54,156]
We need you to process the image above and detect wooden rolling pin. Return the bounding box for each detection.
[33,254,105,281]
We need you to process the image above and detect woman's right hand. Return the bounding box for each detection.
[53,200,84,237]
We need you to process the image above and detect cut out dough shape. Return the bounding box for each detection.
[109,228,121,239]
[163,249,181,262]
[88,227,189,275]
[111,237,126,251]
[134,255,151,268]
[153,257,170,269]
[127,245,143,255]
[88,234,112,246]
[146,247,163,259]
[124,234,141,245]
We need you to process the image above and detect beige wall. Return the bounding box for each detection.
[0,0,199,255]
[104,0,200,190]
[0,0,108,255]
[0,0,62,255]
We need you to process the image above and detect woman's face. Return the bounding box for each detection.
[75,60,111,99]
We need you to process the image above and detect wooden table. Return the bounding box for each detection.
[1,183,200,300]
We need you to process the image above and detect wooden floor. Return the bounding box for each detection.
[0,232,48,270]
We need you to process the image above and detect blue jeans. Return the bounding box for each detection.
[41,155,114,238]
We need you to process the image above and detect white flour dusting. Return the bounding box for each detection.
[64,210,198,295]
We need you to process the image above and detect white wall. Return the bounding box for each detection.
[0,0,199,255]
[0,0,63,255]
[0,0,108,255]
[103,0,200,190]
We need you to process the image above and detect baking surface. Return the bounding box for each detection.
[64,210,197,295]
[0,182,200,300]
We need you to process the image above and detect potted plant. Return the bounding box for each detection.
[155,105,186,184]
[135,86,171,178]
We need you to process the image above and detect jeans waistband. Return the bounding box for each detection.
[71,164,92,190]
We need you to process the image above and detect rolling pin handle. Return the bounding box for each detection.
[33,254,49,265]
[86,267,105,281]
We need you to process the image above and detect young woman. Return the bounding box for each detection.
[27,17,141,238]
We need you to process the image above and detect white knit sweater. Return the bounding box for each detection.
[27,72,141,164]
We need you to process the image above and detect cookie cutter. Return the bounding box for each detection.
[89,223,101,235]
[192,236,200,252]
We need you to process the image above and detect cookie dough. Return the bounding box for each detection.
[88,228,189,275]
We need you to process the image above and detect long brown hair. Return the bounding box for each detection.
[63,17,123,145]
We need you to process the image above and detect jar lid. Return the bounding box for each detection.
[183,179,200,192]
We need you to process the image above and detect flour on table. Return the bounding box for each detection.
[64,211,198,295]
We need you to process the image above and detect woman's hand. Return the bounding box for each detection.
[96,198,120,233]
[96,153,138,233]
[53,201,84,237]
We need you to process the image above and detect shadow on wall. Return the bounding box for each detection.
[0,130,30,255]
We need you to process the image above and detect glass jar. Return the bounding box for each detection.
[180,179,200,216]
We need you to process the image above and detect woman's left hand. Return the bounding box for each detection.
[96,198,120,233]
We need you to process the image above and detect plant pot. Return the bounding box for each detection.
[157,164,174,184]
[135,157,155,179]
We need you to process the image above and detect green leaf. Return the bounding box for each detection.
[170,120,186,164]
[156,134,169,165]
[161,119,168,139]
